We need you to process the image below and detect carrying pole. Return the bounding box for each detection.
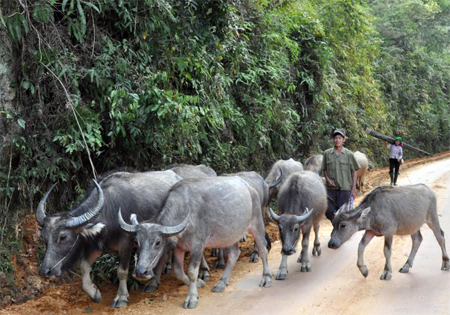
[367,129,432,156]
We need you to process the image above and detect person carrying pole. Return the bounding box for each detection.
[385,137,403,186]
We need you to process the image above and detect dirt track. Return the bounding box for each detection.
[2,151,450,315]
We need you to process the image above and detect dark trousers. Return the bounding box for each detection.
[389,158,400,175]
[326,189,351,221]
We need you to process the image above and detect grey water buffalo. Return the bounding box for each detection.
[265,158,304,201]
[220,171,280,264]
[164,164,217,274]
[354,151,369,194]
[36,170,182,307]
[269,171,327,279]
[304,154,323,175]
[118,176,272,309]
[328,184,450,280]
[166,164,217,178]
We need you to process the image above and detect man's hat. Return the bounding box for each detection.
[332,128,346,138]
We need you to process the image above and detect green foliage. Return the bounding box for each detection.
[2,0,450,265]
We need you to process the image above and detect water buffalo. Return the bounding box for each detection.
[328,184,450,280]
[219,171,280,265]
[118,176,272,309]
[354,151,369,194]
[163,164,217,274]
[304,154,323,175]
[269,171,328,279]
[166,164,217,178]
[265,158,304,201]
[36,170,182,307]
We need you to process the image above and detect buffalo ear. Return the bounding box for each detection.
[81,222,106,238]
[356,207,371,224]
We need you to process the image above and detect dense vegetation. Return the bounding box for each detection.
[1,0,450,277]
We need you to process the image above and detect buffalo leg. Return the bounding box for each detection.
[198,254,210,281]
[81,250,102,303]
[276,254,288,280]
[312,222,321,257]
[250,242,259,263]
[215,249,225,269]
[111,241,133,308]
[183,248,204,309]
[173,248,206,288]
[427,215,450,271]
[399,230,423,273]
[380,235,393,280]
[357,230,375,278]
[212,243,240,292]
[250,232,271,263]
[298,225,312,272]
[249,225,272,287]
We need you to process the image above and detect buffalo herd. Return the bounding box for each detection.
[35,154,450,309]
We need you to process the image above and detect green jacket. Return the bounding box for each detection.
[321,147,360,191]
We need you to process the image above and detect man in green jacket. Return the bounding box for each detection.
[321,129,360,221]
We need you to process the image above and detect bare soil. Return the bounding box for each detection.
[2,150,450,315]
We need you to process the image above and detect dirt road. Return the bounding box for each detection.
[3,155,450,315]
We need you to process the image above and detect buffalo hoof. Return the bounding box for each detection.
[111,296,129,308]
[275,272,288,280]
[91,289,101,303]
[442,261,450,271]
[183,296,198,309]
[259,275,272,288]
[358,265,369,278]
[300,263,312,272]
[380,271,392,280]
[197,279,206,288]
[399,263,411,273]
[249,252,259,263]
[211,249,218,257]
[312,247,321,256]
[143,280,159,293]
[198,270,210,282]
[211,281,226,292]
[215,261,225,269]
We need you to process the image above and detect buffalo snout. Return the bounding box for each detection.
[281,247,296,255]
[39,265,61,278]
[135,267,154,280]
[328,239,340,249]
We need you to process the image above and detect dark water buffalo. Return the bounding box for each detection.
[354,151,369,194]
[304,154,323,175]
[118,176,272,309]
[328,184,450,280]
[269,171,327,279]
[166,164,217,178]
[265,158,304,201]
[36,170,182,307]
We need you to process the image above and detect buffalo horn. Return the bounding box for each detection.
[160,217,189,238]
[334,203,348,217]
[269,207,280,223]
[118,208,138,233]
[296,207,313,223]
[66,180,104,228]
[36,183,57,226]
[268,169,283,188]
